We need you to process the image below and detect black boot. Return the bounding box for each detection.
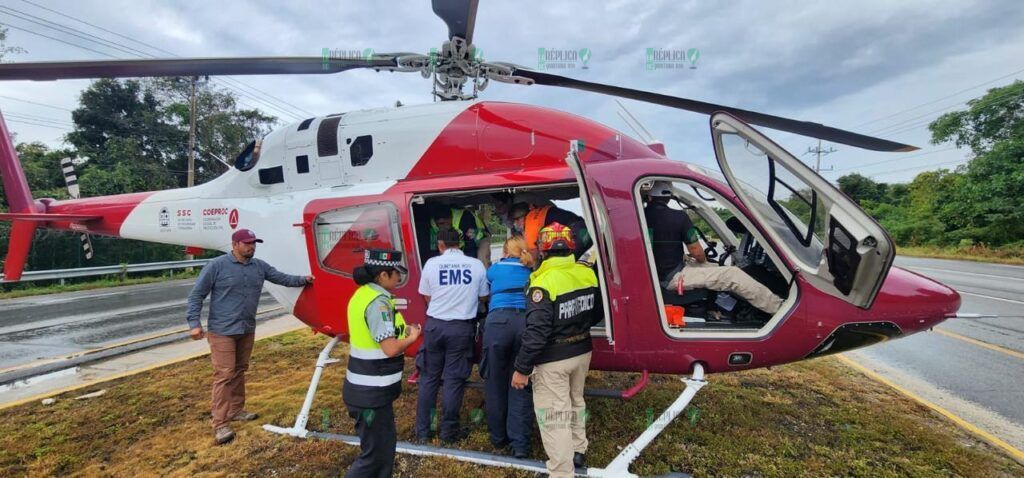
[573,452,586,468]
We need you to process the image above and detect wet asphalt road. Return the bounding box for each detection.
[851,257,1024,443]
[0,279,278,371]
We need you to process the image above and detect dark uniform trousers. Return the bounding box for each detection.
[415,317,476,440]
[481,307,534,452]
[344,402,396,478]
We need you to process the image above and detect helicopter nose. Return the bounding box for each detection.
[874,266,960,335]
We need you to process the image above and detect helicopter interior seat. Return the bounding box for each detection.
[660,285,711,307]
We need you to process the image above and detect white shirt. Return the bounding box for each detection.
[419,248,489,320]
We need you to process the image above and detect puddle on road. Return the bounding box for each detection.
[0,366,79,394]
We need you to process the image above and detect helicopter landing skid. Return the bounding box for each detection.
[264,336,705,477]
[262,335,341,438]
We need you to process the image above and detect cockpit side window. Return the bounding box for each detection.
[234,140,261,171]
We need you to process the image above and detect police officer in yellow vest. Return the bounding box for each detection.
[344,249,421,478]
[511,223,602,477]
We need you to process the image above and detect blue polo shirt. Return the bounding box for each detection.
[486,258,531,311]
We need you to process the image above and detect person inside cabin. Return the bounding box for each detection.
[644,181,783,316]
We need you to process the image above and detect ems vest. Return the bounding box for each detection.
[430,208,486,250]
[343,284,408,408]
[524,205,552,251]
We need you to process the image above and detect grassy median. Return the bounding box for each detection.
[1,331,1021,477]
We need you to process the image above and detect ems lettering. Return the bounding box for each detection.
[558,293,595,320]
[439,268,473,285]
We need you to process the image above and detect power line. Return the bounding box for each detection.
[867,158,968,179]
[829,146,958,173]
[6,118,71,130]
[851,65,1024,129]
[0,94,73,111]
[1,22,117,58]
[17,0,315,118]
[0,7,153,58]
[0,10,306,121]
[869,87,1024,138]
[5,111,73,126]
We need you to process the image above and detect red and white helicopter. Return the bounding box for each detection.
[0,1,960,475]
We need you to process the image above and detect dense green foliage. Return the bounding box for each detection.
[1,78,276,281]
[838,81,1024,249]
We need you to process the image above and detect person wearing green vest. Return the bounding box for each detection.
[428,206,489,261]
[343,249,421,478]
[511,223,602,478]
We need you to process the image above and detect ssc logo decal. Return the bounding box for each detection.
[531,289,544,303]
[228,209,239,229]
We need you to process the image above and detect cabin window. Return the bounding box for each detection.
[234,140,261,171]
[350,135,374,167]
[313,202,405,278]
[258,166,284,185]
[719,133,826,266]
[296,155,310,174]
[317,116,343,157]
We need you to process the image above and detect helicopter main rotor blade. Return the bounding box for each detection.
[512,68,918,153]
[432,0,479,44]
[0,56,401,81]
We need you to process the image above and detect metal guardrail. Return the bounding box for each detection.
[0,259,212,283]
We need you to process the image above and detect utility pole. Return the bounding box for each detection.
[187,75,197,189]
[184,76,206,264]
[805,139,836,173]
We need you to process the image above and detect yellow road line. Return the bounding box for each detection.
[0,306,285,375]
[836,354,1024,464]
[934,328,1024,361]
[0,321,305,412]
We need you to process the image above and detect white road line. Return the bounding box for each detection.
[906,266,1024,282]
[960,291,1024,306]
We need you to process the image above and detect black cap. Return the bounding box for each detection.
[437,229,462,247]
[363,249,407,273]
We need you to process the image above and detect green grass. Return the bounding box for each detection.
[0,331,1020,477]
[899,244,1024,265]
[0,270,199,300]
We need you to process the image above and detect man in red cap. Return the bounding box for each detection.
[186,228,314,444]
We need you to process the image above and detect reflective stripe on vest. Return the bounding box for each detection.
[345,370,403,387]
[524,205,551,251]
[346,284,407,390]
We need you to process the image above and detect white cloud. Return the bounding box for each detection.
[0,0,1021,184]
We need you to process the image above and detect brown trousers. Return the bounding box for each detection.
[669,263,783,314]
[532,351,591,478]
[207,331,255,429]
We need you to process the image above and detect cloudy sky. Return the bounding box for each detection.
[1,0,1022,183]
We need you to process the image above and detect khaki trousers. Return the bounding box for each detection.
[207,331,255,429]
[668,263,783,314]
[532,351,591,478]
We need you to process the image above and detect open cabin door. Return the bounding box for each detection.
[564,140,616,344]
[299,196,414,336]
[710,113,894,309]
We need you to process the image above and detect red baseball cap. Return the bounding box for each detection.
[231,229,263,244]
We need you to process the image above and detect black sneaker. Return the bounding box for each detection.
[573,452,586,468]
[513,448,529,459]
[409,435,433,446]
[441,428,470,446]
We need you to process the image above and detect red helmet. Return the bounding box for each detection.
[538,222,576,253]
